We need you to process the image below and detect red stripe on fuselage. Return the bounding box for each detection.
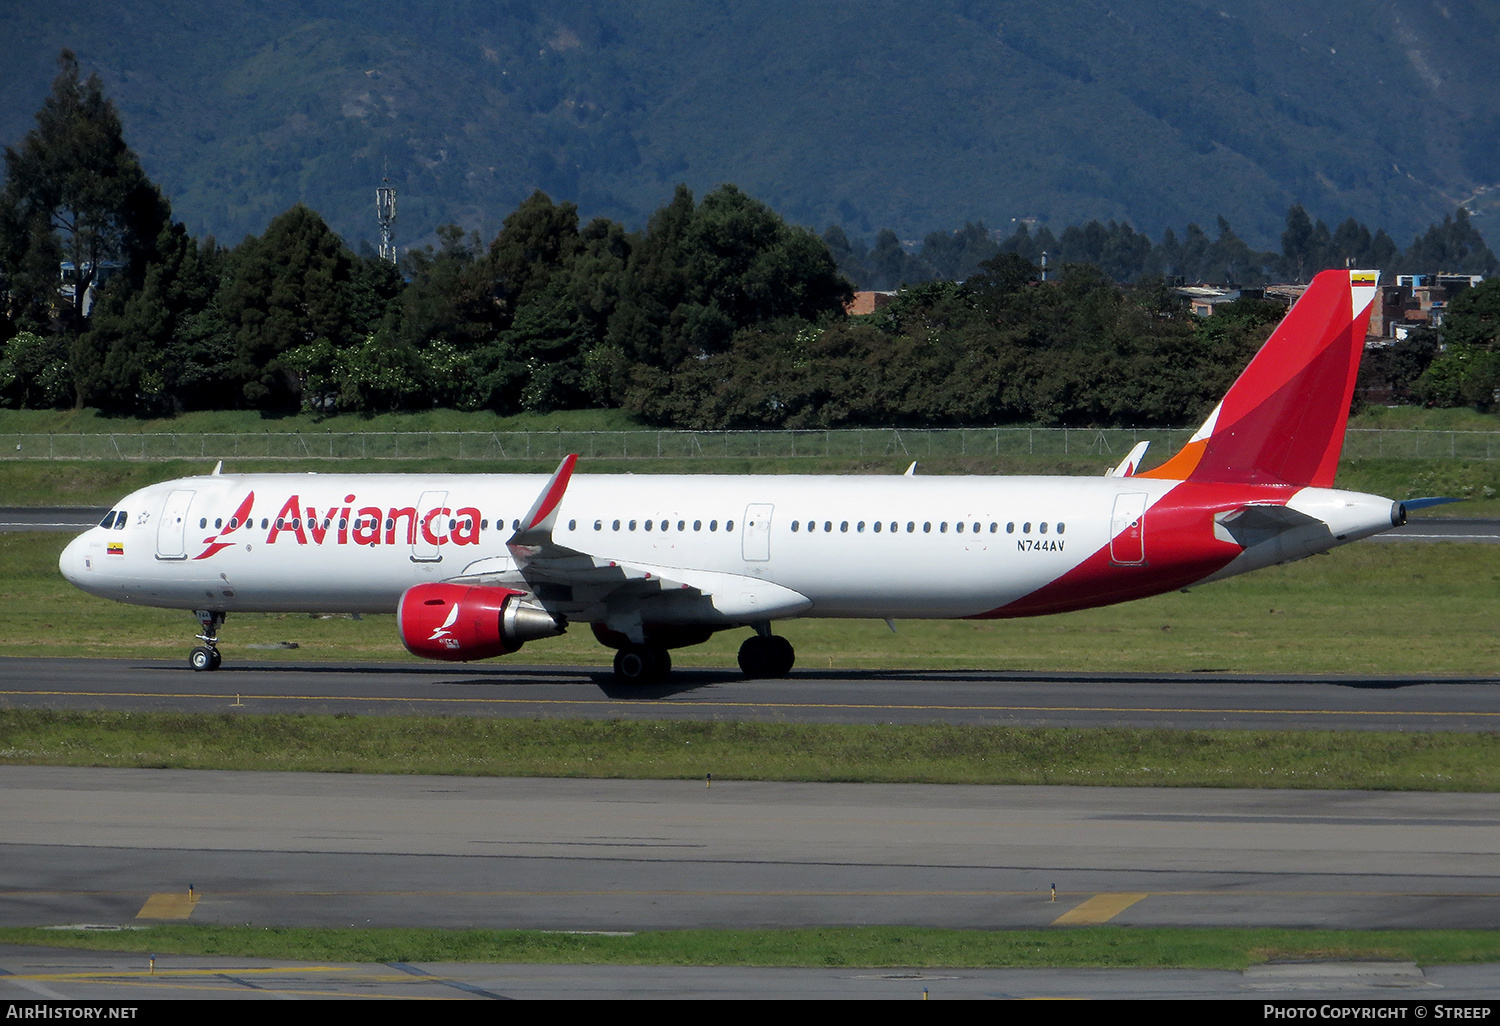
[972,481,1296,618]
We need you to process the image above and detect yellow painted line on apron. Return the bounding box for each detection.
[136,892,198,919]
[1051,892,1149,925]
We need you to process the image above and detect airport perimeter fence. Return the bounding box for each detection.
[1,427,1498,462]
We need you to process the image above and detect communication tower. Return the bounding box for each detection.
[375,169,397,264]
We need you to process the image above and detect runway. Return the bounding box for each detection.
[5,767,1500,936]
[3,656,1500,730]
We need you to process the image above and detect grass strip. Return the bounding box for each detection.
[3,710,1498,790]
[3,924,1499,969]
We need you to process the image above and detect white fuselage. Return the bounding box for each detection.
[59,470,1399,624]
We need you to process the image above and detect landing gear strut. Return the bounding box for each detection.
[738,632,794,679]
[190,609,225,672]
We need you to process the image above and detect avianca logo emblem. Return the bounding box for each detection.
[428,603,460,643]
[193,492,255,560]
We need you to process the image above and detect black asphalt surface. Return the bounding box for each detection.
[3,656,1499,730]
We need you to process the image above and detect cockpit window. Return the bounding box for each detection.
[98,511,116,528]
[114,511,128,529]
[98,510,127,529]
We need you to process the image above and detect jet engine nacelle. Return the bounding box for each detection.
[397,583,564,662]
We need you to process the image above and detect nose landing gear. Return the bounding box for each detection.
[190,609,225,671]
[737,630,795,679]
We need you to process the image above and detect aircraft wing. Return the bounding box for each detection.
[455,455,810,638]
[1107,441,1150,478]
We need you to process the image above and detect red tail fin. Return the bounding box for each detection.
[1139,269,1379,488]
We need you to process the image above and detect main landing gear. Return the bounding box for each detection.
[596,623,794,684]
[189,609,225,672]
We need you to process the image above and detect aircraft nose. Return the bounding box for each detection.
[59,530,92,587]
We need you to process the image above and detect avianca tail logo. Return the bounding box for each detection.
[193,492,255,560]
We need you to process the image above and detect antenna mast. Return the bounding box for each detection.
[375,163,397,264]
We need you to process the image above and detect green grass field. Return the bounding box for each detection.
[5,712,1500,789]
[3,923,1499,970]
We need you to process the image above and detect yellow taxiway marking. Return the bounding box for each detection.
[135,892,197,919]
[6,689,1500,719]
[1051,892,1149,925]
[18,965,363,982]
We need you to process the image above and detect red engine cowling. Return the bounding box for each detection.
[397,583,564,662]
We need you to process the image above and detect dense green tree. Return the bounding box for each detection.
[1358,328,1441,405]
[919,222,998,281]
[1399,209,1499,276]
[219,204,362,409]
[488,190,582,316]
[0,330,72,408]
[0,50,170,337]
[76,223,231,411]
[611,184,849,419]
[1415,278,1500,409]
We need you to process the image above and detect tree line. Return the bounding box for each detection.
[3,51,1498,424]
[827,206,1499,292]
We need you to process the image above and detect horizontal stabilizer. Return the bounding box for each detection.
[1400,496,1464,511]
[1213,503,1325,549]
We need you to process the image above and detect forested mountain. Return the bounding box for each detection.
[1,1,1497,253]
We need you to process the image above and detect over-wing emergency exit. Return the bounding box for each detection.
[61,269,1407,683]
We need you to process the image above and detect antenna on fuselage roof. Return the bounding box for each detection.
[211,461,223,476]
[904,462,917,476]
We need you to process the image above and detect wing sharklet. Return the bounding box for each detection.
[507,454,578,559]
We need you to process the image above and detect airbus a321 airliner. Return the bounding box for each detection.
[61,269,1412,683]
